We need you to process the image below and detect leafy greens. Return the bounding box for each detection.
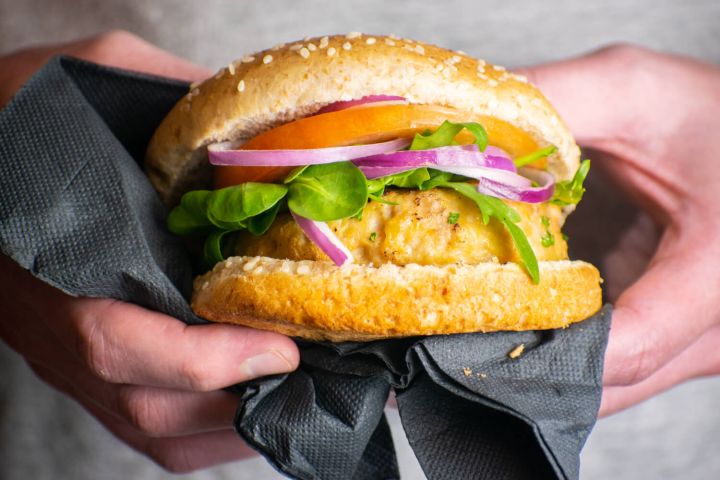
[167,121,590,283]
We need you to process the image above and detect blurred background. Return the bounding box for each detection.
[1,0,719,479]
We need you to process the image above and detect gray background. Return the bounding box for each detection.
[1,0,719,479]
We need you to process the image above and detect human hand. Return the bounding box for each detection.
[0,254,299,472]
[0,31,300,472]
[520,45,720,416]
[0,29,210,107]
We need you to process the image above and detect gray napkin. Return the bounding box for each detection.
[0,57,611,480]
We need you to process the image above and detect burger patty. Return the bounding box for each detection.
[234,189,568,266]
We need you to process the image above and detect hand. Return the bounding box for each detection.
[0,31,300,472]
[520,45,720,416]
[0,254,299,472]
[0,29,210,107]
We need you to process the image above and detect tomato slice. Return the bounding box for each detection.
[214,104,541,187]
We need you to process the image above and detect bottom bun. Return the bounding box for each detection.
[192,256,602,342]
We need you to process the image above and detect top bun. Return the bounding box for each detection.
[146,34,580,206]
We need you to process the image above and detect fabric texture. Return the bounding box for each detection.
[0,57,610,480]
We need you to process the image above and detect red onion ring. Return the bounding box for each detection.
[208,138,410,167]
[353,145,515,179]
[291,211,354,266]
[477,167,555,203]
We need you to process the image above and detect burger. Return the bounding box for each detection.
[145,34,602,342]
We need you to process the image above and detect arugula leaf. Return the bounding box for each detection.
[448,212,460,224]
[167,190,213,236]
[419,170,455,190]
[207,182,288,229]
[551,160,590,206]
[288,162,368,221]
[514,145,558,168]
[409,120,488,151]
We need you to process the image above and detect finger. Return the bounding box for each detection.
[83,399,255,473]
[68,30,213,82]
[603,226,720,386]
[30,364,256,473]
[30,353,239,436]
[599,324,720,416]
[0,30,211,106]
[45,297,299,391]
[515,45,717,149]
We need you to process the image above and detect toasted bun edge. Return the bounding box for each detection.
[191,256,602,342]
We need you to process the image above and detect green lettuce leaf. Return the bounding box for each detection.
[409,120,488,151]
[287,161,368,221]
[551,160,590,206]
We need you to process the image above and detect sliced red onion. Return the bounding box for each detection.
[208,138,410,167]
[315,95,407,115]
[476,167,555,203]
[291,211,354,266]
[353,145,515,179]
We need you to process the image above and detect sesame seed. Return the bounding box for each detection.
[493,65,506,71]
[385,38,396,46]
[477,73,488,80]
[404,38,414,43]
[343,42,352,51]
[299,47,310,58]
[271,43,285,51]
[415,45,425,55]
[327,47,337,57]
[514,74,528,83]
[214,69,224,79]
[403,44,414,52]
[228,63,236,75]
[451,55,461,64]
[263,54,273,64]
[191,88,199,96]
[366,37,376,45]
[237,80,245,92]
[389,33,399,40]
[304,36,312,42]
[307,42,317,51]
[319,36,329,48]
[189,81,200,90]
[289,44,303,51]
[477,59,486,67]
[455,50,467,55]
[346,31,362,39]
[488,79,498,87]
[241,56,255,63]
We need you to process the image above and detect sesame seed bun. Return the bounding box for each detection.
[145,33,601,341]
[192,257,601,342]
[146,34,580,206]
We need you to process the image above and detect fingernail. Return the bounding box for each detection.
[240,350,294,379]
